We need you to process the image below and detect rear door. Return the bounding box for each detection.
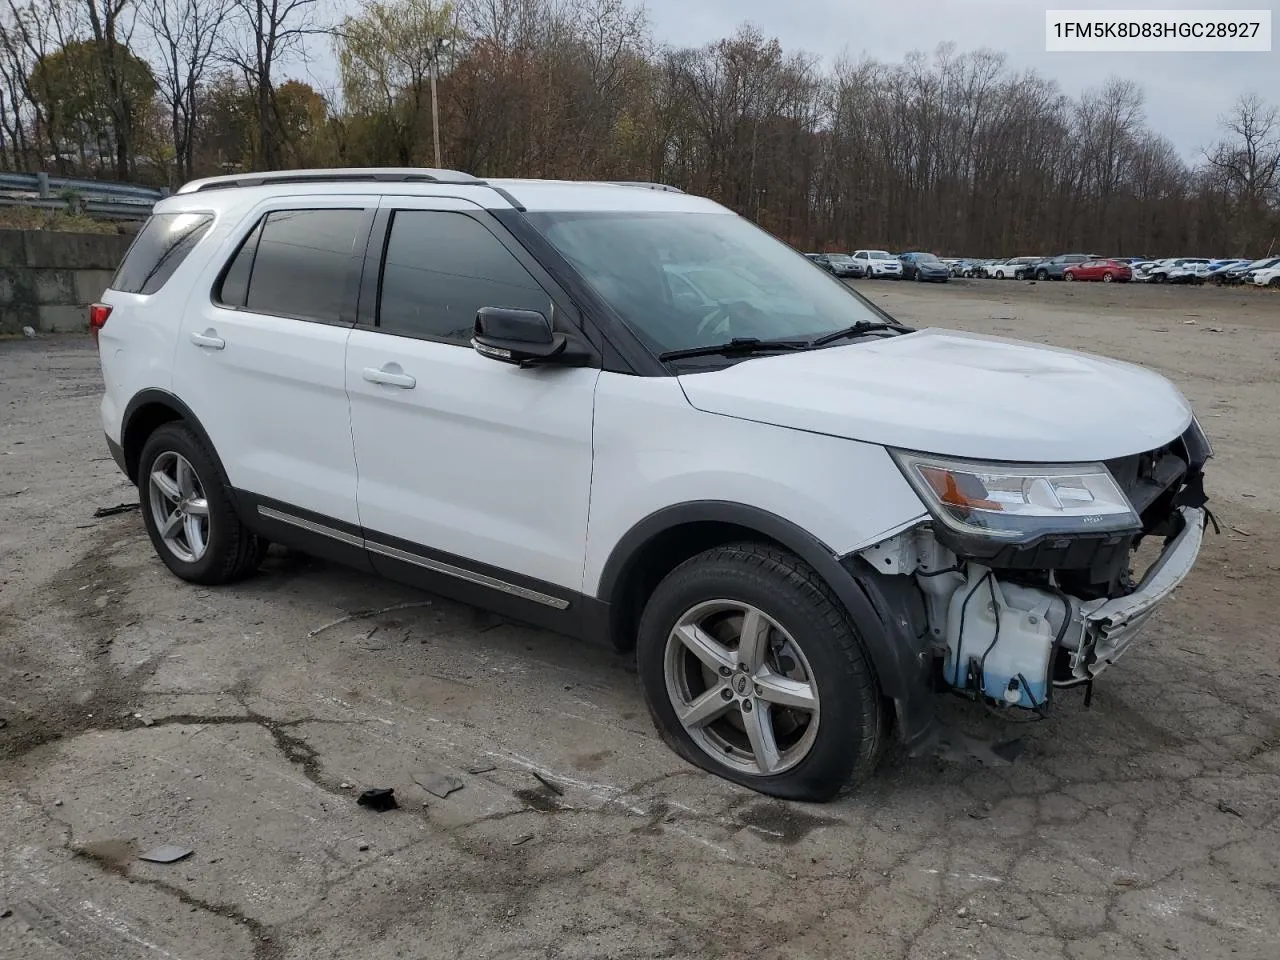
[344,195,600,619]
[173,198,371,533]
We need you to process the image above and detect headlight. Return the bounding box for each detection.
[891,451,1140,542]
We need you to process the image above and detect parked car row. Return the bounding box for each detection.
[803,250,944,281]
[806,248,1280,289]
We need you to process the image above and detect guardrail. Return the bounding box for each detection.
[0,171,164,220]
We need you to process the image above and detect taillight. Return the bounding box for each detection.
[89,303,112,344]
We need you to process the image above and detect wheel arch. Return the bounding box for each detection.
[594,501,934,727]
[121,389,224,486]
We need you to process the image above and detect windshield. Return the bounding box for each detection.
[827,254,854,264]
[527,211,886,355]
[866,250,893,260]
[916,253,941,264]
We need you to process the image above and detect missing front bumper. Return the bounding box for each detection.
[1066,506,1205,682]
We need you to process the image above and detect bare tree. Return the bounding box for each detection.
[224,0,319,170]
[1207,93,1280,249]
[139,0,231,184]
[0,0,79,170]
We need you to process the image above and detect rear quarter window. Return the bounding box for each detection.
[111,212,215,294]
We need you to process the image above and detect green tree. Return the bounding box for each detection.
[334,0,457,164]
[29,37,156,175]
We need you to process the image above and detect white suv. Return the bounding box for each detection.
[94,169,1213,801]
[1250,264,1280,287]
[850,250,903,278]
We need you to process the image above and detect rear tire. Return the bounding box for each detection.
[636,542,887,802]
[1102,272,1114,282]
[138,423,266,585]
[1035,269,1049,281]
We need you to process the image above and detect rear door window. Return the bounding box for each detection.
[242,209,366,323]
[112,212,214,294]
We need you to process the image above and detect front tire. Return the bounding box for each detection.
[636,542,887,801]
[138,423,266,585]
[1102,271,1114,282]
[1035,269,1049,281]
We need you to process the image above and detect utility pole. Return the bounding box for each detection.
[429,55,441,168]
[429,36,451,169]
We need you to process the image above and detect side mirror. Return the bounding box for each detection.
[471,306,563,365]
[471,307,589,367]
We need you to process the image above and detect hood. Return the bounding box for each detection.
[678,329,1193,462]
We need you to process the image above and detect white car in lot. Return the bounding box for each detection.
[851,249,903,278]
[984,257,1040,279]
[1145,258,1212,283]
[1252,264,1280,287]
[93,169,1213,801]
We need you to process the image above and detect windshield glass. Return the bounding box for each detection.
[916,253,941,264]
[826,254,854,263]
[867,250,893,259]
[527,211,885,355]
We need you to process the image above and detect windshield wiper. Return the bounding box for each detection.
[658,337,811,362]
[808,320,916,347]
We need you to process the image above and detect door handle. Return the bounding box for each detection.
[190,330,225,350]
[362,366,416,389]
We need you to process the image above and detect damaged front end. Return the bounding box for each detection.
[858,420,1213,713]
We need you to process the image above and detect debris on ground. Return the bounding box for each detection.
[512,834,534,846]
[22,326,35,337]
[1232,526,1251,537]
[956,906,968,917]
[356,788,398,812]
[357,842,370,852]
[93,503,139,518]
[467,762,497,775]
[1217,799,1244,818]
[531,771,565,796]
[306,600,433,638]
[139,844,194,864]
[414,773,464,799]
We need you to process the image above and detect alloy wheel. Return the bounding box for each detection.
[148,451,211,563]
[663,599,820,776]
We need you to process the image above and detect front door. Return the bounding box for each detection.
[345,196,600,619]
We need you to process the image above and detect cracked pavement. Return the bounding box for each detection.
[2,280,1278,959]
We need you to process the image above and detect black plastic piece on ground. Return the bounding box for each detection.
[357,788,398,812]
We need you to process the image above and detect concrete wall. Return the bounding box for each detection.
[0,230,132,334]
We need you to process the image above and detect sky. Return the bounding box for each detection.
[305,0,1276,163]
[638,0,1277,162]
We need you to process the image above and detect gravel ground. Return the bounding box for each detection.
[1,278,1278,960]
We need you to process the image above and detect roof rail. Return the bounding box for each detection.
[177,167,486,194]
[605,181,684,193]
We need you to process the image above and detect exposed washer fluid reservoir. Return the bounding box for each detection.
[943,569,1067,709]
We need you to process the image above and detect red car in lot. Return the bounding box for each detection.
[1063,259,1132,282]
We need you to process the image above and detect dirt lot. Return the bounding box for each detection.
[2,279,1278,960]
